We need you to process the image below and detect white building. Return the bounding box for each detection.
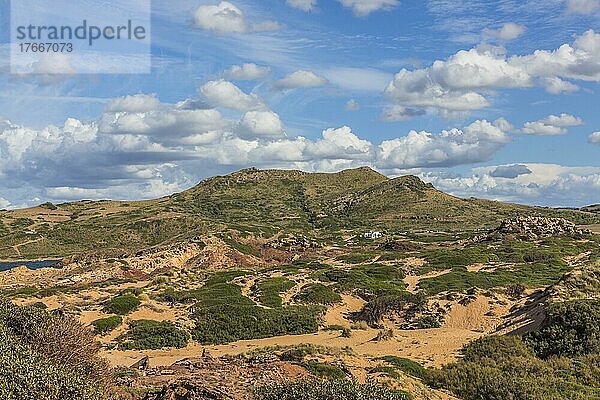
[364,231,383,239]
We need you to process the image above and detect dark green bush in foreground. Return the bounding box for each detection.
[526,299,600,358]
[104,293,141,315]
[119,320,189,350]
[254,380,412,400]
[0,300,112,400]
[92,315,122,335]
[425,335,600,400]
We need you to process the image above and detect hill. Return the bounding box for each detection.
[0,167,598,259]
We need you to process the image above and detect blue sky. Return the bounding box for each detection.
[0,0,599,208]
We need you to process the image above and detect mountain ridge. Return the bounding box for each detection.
[0,167,598,259]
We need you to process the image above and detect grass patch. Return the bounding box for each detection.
[254,380,412,400]
[104,294,141,315]
[119,320,189,350]
[294,283,342,305]
[378,356,426,379]
[298,361,346,379]
[189,271,324,344]
[256,277,295,308]
[91,315,122,335]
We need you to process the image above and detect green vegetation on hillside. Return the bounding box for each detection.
[119,320,189,350]
[2,167,598,259]
[104,293,141,315]
[256,277,296,308]
[175,271,325,344]
[92,315,122,335]
[526,299,600,358]
[294,283,342,305]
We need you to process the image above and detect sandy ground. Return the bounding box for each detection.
[100,293,505,370]
[404,269,451,293]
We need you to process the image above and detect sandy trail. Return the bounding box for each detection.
[404,269,451,293]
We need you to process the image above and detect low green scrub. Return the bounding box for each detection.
[91,315,122,335]
[526,299,600,358]
[378,356,426,379]
[104,293,141,315]
[418,260,573,294]
[298,361,346,379]
[119,320,189,350]
[294,283,342,305]
[317,264,406,299]
[353,291,425,327]
[219,234,261,256]
[369,366,400,379]
[189,271,324,344]
[425,335,600,400]
[257,277,295,308]
[192,304,323,344]
[254,380,412,400]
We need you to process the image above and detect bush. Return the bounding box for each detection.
[192,304,323,344]
[0,300,113,399]
[353,291,424,327]
[299,361,347,379]
[257,277,295,308]
[104,294,140,315]
[254,380,412,400]
[378,356,426,379]
[119,320,189,350]
[424,335,600,400]
[294,283,342,305]
[91,316,122,335]
[526,299,600,358]
[189,271,324,344]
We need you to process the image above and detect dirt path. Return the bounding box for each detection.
[404,269,451,293]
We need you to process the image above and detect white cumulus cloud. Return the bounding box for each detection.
[275,70,328,89]
[193,1,281,34]
[200,80,266,112]
[521,113,583,135]
[339,0,399,16]
[223,63,271,80]
[589,131,600,145]
[384,30,600,115]
[483,23,526,41]
[237,111,285,138]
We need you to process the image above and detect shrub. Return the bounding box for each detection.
[256,277,295,308]
[104,294,140,315]
[91,316,122,335]
[415,315,441,329]
[189,271,324,344]
[526,299,600,358]
[0,300,113,399]
[424,335,600,400]
[119,320,189,350]
[192,304,323,344]
[254,380,412,400]
[299,361,347,379]
[294,283,342,305]
[378,356,426,379]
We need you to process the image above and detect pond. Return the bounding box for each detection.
[0,260,61,272]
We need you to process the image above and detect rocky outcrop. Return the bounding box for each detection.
[477,217,592,241]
